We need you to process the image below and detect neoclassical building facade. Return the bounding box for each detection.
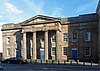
[1,1,100,62]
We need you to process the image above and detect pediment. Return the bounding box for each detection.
[21,15,60,25]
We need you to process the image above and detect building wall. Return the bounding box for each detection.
[2,29,21,60]
[60,25,68,60]
[97,0,100,62]
[1,7,99,62]
[0,25,3,53]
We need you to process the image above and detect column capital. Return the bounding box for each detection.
[44,30,48,32]
[22,32,26,34]
[33,31,36,33]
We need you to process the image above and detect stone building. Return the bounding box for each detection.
[1,1,100,62]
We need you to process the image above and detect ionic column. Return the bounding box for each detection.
[56,30,60,60]
[23,32,27,60]
[33,32,37,60]
[44,31,48,60]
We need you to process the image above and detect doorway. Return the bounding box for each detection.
[71,48,78,60]
[40,49,44,60]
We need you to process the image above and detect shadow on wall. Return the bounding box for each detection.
[67,13,98,63]
[13,30,22,59]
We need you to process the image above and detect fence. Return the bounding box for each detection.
[27,59,99,66]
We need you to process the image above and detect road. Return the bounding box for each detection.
[1,63,100,71]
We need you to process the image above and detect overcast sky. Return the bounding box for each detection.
[0,0,99,23]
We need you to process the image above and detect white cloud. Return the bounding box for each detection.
[22,0,64,17]
[75,0,97,14]
[22,0,44,15]
[75,4,91,13]
[0,0,64,23]
[0,15,3,18]
[51,7,62,17]
[4,3,23,14]
[0,22,6,24]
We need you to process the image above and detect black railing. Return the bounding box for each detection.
[26,59,99,66]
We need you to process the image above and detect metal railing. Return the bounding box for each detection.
[26,59,99,66]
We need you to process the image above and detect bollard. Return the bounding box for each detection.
[64,60,66,64]
[83,62,85,65]
[91,61,92,66]
[98,61,100,66]
[35,60,37,63]
[52,60,54,64]
[41,60,42,64]
[70,60,72,65]
[30,59,32,63]
[76,60,78,65]
[7,61,10,64]
[46,60,48,64]
[57,60,60,64]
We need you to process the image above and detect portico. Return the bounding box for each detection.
[21,19,61,60]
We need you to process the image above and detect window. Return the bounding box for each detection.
[72,32,77,42]
[62,47,67,56]
[63,33,68,42]
[84,47,91,56]
[84,32,91,41]
[7,48,10,56]
[40,36,44,42]
[7,36,10,44]
[51,34,56,42]
[30,48,33,56]
[21,48,23,57]
[51,48,56,56]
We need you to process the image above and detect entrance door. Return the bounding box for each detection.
[15,49,19,58]
[40,49,44,59]
[72,48,78,60]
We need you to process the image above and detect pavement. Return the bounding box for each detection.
[1,63,100,71]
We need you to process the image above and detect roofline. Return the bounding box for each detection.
[1,27,22,31]
[21,21,61,26]
[96,0,100,12]
[21,15,60,24]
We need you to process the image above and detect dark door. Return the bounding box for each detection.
[72,48,78,60]
[16,50,19,58]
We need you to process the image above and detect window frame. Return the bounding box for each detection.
[84,47,91,56]
[51,47,56,56]
[62,47,67,56]
[30,48,33,56]
[40,36,44,42]
[7,36,10,45]
[63,33,68,42]
[84,32,91,42]
[51,34,56,42]
[72,32,78,42]
[7,48,10,56]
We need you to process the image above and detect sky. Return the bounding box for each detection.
[0,0,99,24]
